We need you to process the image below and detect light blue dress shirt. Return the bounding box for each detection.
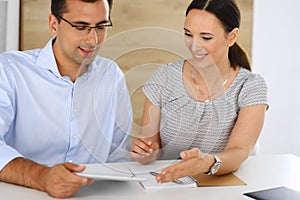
[0,39,132,170]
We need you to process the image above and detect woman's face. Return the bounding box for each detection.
[184,9,237,68]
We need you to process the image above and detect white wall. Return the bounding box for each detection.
[0,0,19,52]
[252,0,300,155]
[6,0,20,51]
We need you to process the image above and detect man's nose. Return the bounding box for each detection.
[85,28,99,45]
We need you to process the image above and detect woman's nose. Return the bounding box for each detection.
[190,39,202,51]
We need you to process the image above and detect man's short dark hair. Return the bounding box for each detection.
[51,0,113,19]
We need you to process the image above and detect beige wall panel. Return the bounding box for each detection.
[20,0,51,50]
[20,0,253,126]
[20,0,252,54]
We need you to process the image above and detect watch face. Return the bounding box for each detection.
[210,155,222,175]
[205,155,222,175]
[211,162,221,174]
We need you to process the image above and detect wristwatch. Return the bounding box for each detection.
[205,155,222,175]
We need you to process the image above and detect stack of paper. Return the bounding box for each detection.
[133,171,197,190]
[128,160,197,190]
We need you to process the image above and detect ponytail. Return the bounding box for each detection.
[229,43,251,71]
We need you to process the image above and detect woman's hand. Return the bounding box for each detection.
[155,148,214,183]
[130,137,160,164]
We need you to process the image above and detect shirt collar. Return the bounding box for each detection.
[35,37,98,81]
[36,37,61,77]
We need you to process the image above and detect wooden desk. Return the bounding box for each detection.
[1,154,300,200]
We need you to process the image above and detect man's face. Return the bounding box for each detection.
[50,0,110,69]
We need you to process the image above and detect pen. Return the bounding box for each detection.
[149,171,183,184]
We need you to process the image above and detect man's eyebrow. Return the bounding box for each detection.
[96,20,110,25]
[72,19,109,25]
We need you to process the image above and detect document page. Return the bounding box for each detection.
[128,160,197,190]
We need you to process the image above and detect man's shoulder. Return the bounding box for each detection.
[92,56,123,75]
[0,48,42,65]
[93,56,118,67]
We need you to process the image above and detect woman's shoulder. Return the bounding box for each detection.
[158,59,184,70]
[236,67,268,108]
[150,59,184,78]
[238,67,266,85]
[235,67,267,96]
[144,59,184,89]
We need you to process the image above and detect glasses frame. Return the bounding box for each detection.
[57,15,113,35]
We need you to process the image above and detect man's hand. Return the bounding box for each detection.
[0,158,93,199]
[40,162,93,198]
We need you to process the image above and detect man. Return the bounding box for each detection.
[0,0,132,198]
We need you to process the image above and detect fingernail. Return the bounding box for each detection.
[156,177,161,183]
[181,152,186,158]
[82,178,88,183]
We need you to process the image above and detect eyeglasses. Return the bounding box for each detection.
[57,15,113,36]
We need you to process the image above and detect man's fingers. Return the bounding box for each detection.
[60,163,93,186]
[63,162,84,172]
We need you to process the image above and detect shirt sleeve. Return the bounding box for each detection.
[238,73,268,109]
[107,71,133,162]
[0,61,24,171]
[142,64,168,107]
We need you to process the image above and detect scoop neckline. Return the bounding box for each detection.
[178,59,242,104]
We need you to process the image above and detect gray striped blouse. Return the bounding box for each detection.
[143,59,268,159]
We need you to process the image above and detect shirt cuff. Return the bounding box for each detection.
[0,145,24,171]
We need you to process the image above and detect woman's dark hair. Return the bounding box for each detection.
[51,0,113,21]
[186,0,251,71]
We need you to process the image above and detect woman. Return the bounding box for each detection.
[131,0,268,183]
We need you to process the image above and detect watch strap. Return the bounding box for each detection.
[204,155,222,175]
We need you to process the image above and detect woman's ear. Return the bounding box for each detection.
[228,28,239,47]
[48,14,58,36]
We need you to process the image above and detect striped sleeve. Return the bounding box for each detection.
[238,73,268,108]
[142,64,168,107]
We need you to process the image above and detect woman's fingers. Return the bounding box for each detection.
[180,148,205,160]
